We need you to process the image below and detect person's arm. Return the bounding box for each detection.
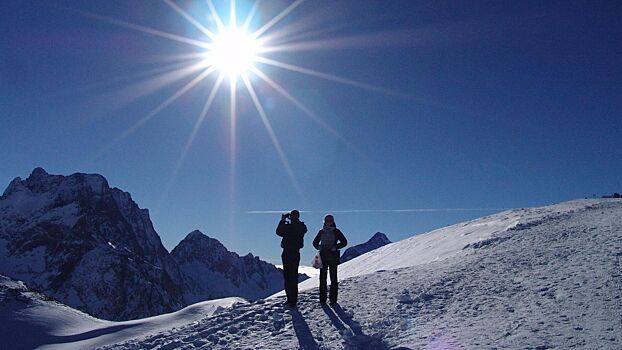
[335,229,348,249]
[312,231,321,250]
[276,220,287,237]
[301,222,308,234]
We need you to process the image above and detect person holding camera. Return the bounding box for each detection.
[276,209,307,307]
[313,214,347,305]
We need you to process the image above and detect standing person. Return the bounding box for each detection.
[313,214,347,305]
[276,209,307,307]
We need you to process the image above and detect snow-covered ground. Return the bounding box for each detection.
[2,198,621,349]
[0,275,245,350]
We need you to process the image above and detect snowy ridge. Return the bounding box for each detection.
[101,198,621,349]
[292,200,591,293]
[287,204,523,294]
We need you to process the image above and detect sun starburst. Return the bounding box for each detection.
[82,0,411,205]
[206,27,261,79]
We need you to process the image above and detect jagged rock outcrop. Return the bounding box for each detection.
[171,230,306,303]
[340,232,391,263]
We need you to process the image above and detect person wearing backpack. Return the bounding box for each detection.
[313,214,348,305]
[276,209,307,308]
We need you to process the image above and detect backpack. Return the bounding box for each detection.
[320,228,336,250]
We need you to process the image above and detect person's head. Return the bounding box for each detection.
[324,214,336,227]
[290,210,300,220]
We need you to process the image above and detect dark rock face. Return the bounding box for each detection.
[171,230,307,303]
[0,168,184,321]
[340,232,392,263]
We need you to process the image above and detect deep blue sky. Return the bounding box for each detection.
[1,0,621,263]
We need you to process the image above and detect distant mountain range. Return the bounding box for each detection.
[0,168,307,321]
[340,232,391,263]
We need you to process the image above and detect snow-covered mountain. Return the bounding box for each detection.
[340,232,391,263]
[171,230,306,303]
[0,168,184,321]
[3,194,620,348]
[0,168,298,321]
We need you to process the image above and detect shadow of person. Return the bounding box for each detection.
[323,304,389,350]
[290,309,319,350]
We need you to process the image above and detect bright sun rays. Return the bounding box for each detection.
[83,0,408,203]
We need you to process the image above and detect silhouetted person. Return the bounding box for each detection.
[313,214,347,305]
[276,209,307,307]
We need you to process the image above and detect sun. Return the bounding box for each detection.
[206,26,261,79]
[94,0,405,201]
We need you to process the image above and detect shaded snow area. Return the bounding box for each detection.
[97,199,621,349]
[0,274,244,350]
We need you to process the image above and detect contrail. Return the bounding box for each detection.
[246,208,508,214]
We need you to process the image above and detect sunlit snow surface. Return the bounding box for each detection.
[2,199,621,349]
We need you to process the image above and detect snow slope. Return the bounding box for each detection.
[101,199,622,349]
[0,274,244,350]
[289,200,586,293]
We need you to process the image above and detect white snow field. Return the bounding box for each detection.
[3,198,621,349]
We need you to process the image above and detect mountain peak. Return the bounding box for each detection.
[30,167,48,177]
[186,230,206,240]
[174,230,228,256]
[171,229,294,303]
[179,230,223,248]
[340,231,392,263]
[370,232,391,244]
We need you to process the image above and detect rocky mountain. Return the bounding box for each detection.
[0,168,184,321]
[340,232,391,263]
[171,230,304,303]
[0,168,295,321]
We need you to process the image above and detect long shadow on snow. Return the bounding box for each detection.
[323,304,389,349]
[291,309,319,350]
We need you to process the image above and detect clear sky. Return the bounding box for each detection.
[1,0,621,264]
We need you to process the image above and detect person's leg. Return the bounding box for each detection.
[291,250,300,305]
[319,265,328,303]
[281,250,291,304]
[329,261,338,304]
